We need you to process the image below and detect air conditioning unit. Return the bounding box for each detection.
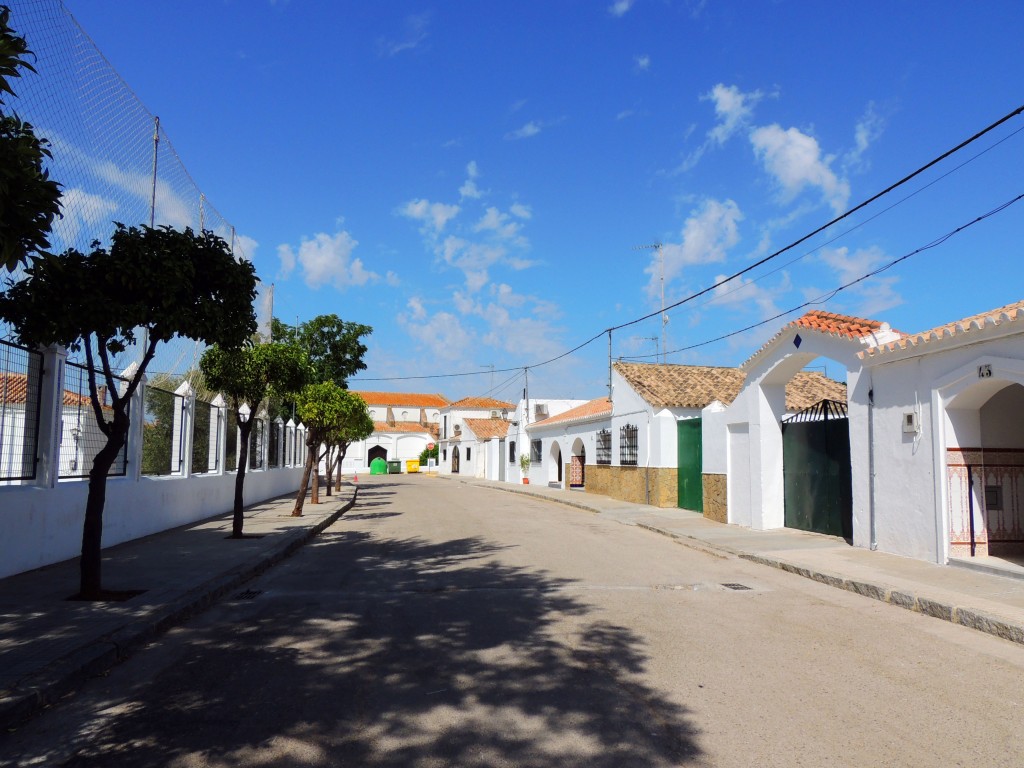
[490,410,500,419]
[453,424,461,434]
[534,404,549,419]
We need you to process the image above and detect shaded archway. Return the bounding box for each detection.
[548,441,563,486]
[368,445,387,464]
[452,445,461,474]
[570,438,586,489]
[944,380,1024,560]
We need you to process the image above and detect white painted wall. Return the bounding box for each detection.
[701,401,728,474]
[0,466,304,579]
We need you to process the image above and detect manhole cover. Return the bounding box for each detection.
[721,583,752,591]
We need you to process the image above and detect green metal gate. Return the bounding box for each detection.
[677,418,703,512]
[781,400,852,540]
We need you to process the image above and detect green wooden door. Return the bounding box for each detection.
[677,418,703,511]
[782,418,852,539]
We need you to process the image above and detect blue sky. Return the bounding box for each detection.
[57,0,1024,400]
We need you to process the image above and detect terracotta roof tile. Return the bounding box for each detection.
[531,397,612,428]
[354,391,450,408]
[614,362,845,411]
[372,421,439,437]
[462,418,511,439]
[614,363,746,409]
[792,310,887,338]
[0,372,96,408]
[447,396,515,410]
[861,299,1024,359]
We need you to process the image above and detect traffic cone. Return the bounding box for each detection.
[354,472,359,484]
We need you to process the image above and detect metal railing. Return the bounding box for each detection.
[0,341,43,481]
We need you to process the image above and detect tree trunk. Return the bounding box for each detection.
[324,444,334,497]
[232,420,253,538]
[311,463,320,504]
[335,442,349,491]
[79,432,126,599]
[292,447,316,516]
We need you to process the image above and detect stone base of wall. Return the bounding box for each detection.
[584,464,678,508]
[702,473,727,523]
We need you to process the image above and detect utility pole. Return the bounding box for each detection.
[633,242,667,364]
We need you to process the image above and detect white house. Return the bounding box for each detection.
[525,397,612,489]
[721,301,1024,567]
[345,391,447,473]
[860,299,1024,564]
[438,396,515,476]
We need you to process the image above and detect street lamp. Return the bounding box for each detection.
[238,402,251,424]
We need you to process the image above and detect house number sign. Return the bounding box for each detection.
[978,364,993,379]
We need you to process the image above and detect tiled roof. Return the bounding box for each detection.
[614,363,746,409]
[354,391,450,408]
[792,310,888,338]
[614,362,845,412]
[861,299,1024,359]
[372,421,440,437]
[462,418,511,439]
[0,373,95,407]
[785,371,848,412]
[447,396,515,410]
[531,397,612,428]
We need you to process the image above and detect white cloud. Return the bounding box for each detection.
[233,234,258,263]
[505,121,542,140]
[655,198,743,295]
[385,270,400,287]
[407,296,427,321]
[510,203,532,219]
[54,187,119,247]
[399,198,461,235]
[635,54,651,72]
[276,230,377,291]
[819,245,903,315]
[474,206,525,243]
[401,310,474,361]
[377,12,430,57]
[704,83,762,145]
[844,102,885,170]
[609,0,636,17]
[750,124,850,213]
[707,272,790,318]
[459,160,484,199]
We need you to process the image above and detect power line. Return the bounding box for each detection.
[627,192,1024,360]
[350,103,1024,385]
[608,102,1024,334]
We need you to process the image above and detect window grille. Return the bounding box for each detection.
[619,424,638,466]
[531,439,542,463]
[268,421,282,468]
[0,341,43,482]
[249,418,266,470]
[60,362,128,478]
[509,440,516,463]
[596,429,611,465]
[225,409,238,472]
[192,399,219,474]
[466,447,471,461]
[141,385,183,476]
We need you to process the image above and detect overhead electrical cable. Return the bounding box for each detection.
[351,104,1024,385]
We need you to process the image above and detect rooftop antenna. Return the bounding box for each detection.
[480,363,495,394]
[643,335,659,362]
[633,242,667,363]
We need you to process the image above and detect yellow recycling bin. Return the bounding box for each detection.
[406,459,420,473]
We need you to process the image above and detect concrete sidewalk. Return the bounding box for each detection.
[0,487,357,730]
[448,476,1024,648]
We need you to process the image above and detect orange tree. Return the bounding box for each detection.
[199,341,309,537]
[0,224,257,598]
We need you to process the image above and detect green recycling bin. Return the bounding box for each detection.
[387,460,402,474]
[370,457,388,475]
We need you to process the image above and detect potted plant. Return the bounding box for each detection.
[519,453,531,484]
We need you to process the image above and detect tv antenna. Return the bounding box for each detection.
[633,242,667,363]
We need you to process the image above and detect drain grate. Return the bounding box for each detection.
[721,583,752,591]
[233,589,263,601]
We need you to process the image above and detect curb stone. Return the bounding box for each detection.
[0,486,358,732]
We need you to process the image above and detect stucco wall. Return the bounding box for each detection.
[585,464,677,507]
[703,473,728,523]
[0,466,304,579]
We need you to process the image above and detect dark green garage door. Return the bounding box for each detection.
[677,418,703,512]
[782,400,852,540]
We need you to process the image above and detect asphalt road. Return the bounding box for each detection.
[4,475,1023,767]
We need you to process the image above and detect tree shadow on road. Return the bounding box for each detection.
[15,530,703,767]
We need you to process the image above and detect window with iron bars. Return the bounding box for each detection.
[192,399,219,474]
[531,439,542,463]
[619,424,638,466]
[509,440,516,463]
[596,429,611,465]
